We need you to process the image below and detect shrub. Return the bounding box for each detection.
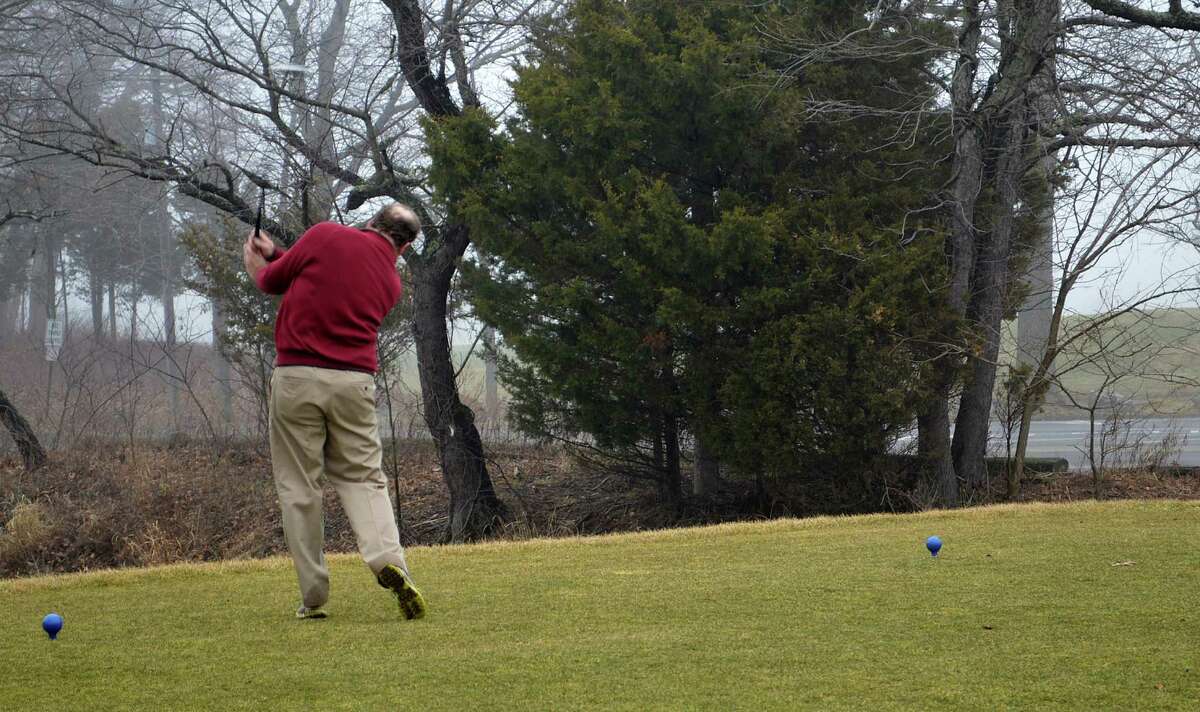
[0,500,56,570]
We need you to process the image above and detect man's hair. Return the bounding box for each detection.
[370,203,421,245]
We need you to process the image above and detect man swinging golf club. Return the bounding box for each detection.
[243,202,427,621]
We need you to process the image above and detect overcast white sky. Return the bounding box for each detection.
[1068,234,1199,314]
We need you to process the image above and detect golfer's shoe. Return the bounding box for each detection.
[295,605,328,620]
[376,564,427,620]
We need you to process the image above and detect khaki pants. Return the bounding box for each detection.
[269,366,407,608]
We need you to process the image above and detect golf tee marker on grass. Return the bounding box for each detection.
[42,613,62,640]
[926,536,942,558]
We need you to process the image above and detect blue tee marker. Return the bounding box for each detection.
[42,613,63,640]
[926,536,943,557]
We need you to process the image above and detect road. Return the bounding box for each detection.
[897,417,1200,469]
[992,417,1200,469]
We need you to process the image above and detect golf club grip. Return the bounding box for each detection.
[254,188,264,239]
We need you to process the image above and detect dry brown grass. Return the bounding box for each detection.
[3,440,1197,578]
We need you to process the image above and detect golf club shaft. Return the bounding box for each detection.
[254,187,264,239]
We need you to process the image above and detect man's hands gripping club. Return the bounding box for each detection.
[243,229,279,282]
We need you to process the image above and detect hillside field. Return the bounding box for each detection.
[3,500,1198,710]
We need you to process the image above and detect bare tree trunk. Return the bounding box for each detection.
[381,0,462,117]
[930,0,986,507]
[162,269,179,431]
[29,228,51,344]
[377,361,405,530]
[952,116,1025,493]
[655,345,684,507]
[918,389,957,505]
[150,72,180,434]
[108,281,116,339]
[662,411,682,507]
[686,177,720,499]
[1011,392,1038,498]
[279,0,349,228]
[483,326,498,425]
[38,232,59,421]
[1008,23,1061,499]
[380,0,512,539]
[129,291,139,343]
[6,255,29,337]
[0,294,14,341]
[1088,405,1100,495]
[58,249,68,328]
[0,386,46,470]
[89,271,104,338]
[952,0,1059,496]
[653,413,664,474]
[410,225,507,542]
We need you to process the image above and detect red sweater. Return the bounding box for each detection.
[256,222,401,374]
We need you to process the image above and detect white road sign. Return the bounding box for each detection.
[45,318,63,361]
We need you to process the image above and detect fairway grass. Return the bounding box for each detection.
[3,500,1198,710]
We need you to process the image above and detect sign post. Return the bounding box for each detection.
[44,318,63,362]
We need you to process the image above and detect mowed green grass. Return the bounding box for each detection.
[3,501,1198,711]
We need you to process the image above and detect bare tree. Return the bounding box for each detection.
[0,206,59,228]
[1056,324,1160,493]
[0,189,55,469]
[776,0,1200,504]
[0,386,46,470]
[1007,142,1200,495]
[992,363,1029,492]
[0,0,560,540]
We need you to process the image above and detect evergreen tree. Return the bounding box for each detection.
[426,0,950,503]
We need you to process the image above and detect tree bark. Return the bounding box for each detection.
[409,225,507,542]
[151,72,180,434]
[1010,392,1038,499]
[1083,0,1200,30]
[653,413,664,474]
[662,411,682,507]
[929,0,985,507]
[952,115,1025,493]
[89,271,104,339]
[687,174,720,500]
[129,290,139,343]
[29,228,52,344]
[163,280,176,348]
[380,0,463,117]
[10,254,31,337]
[381,0,507,540]
[1008,16,1061,499]
[952,0,1059,496]
[0,386,47,470]
[918,383,957,505]
[483,326,498,424]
